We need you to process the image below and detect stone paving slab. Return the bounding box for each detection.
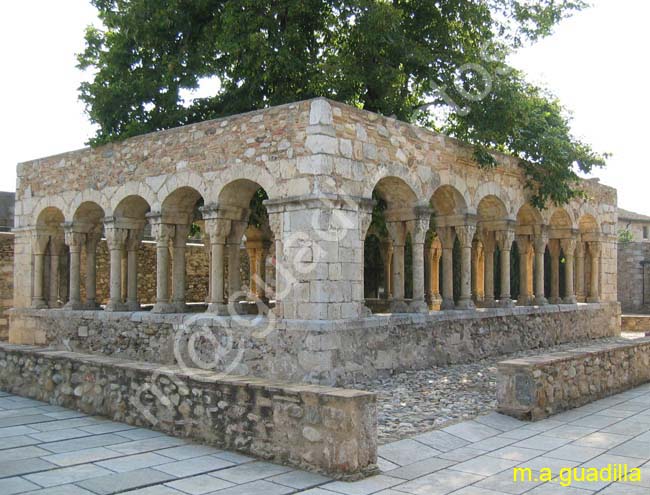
[2,385,650,494]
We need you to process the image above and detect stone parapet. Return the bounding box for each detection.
[0,342,378,480]
[497,337,650,420]
[8,302,621,385]
[621,314,650,333]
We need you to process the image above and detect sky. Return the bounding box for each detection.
[1,0,648,213]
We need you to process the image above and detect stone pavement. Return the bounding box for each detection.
[1,385,650,495]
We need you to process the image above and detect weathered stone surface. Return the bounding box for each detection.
[496,337,650,420]
[8,302,620,385]
[0,342,378,479]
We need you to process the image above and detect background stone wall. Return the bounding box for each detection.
[9,302,620,386]
[617,241,650,312]
[0,343,378,479]
[0,233,14,340]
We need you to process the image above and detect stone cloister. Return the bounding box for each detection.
[8,98,619,385]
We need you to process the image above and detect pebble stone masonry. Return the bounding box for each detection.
[8,98,620,384]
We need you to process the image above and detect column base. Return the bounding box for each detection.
[206,303,230,315]
[409,300,429,313]
[499,298,515,308]
[429,295,442,311]
[562,296,577,304]
[441,298,455,310]
[586,296,600,303]
[125,301,141,312]
[172,302,188,313]
[455,298,475,310]
[63,301,85,310]
[389,300,409,313]
[534,295,548,306]
[151,302,176,313]
[31,299,48,309]
[576,295,586,302]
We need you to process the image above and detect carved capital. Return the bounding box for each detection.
[204,217,231,243]
[63,225,86,251]
[267,211,283,238]
[495,229,515,251]
[104,224,129,251]
[588,241,601,257]
[560,238,576,257]
[125,228,145,251]
[455,224,476,248]
[533,230,548,254]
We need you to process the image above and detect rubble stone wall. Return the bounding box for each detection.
[497,337,650,420]
[617,241,650,312]
[9,302,620,386]
[0,342,378,479]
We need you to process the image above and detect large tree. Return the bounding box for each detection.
[78,0,605,207]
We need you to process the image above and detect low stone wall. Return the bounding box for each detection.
[8,302,620,386]
[0,343,377,479]
[497,337,650,420]
[621,315,650,333]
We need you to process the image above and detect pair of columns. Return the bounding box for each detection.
[103,221,146,311]
[63,225,102,310]
[471,229,515,307]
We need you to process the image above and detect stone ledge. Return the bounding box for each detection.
[0,343,378,480]
[497,337,650,420]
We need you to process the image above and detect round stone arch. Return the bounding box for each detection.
[545,207,576,230]
[474,182,515,220]
[68,190,110,221]
[213,165,279,203]
[109,182,158,216]
[33,196,70,225]
[430,184,469,218]
[431,173,473,215]
[364,165,422,201]
[72,201,105,230]
[157,171,209,207]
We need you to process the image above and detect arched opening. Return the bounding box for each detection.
[476,195,509,307]
[216,180,274,314]
[69,201,105,309]
[515,204,543,305]
[547,209,573,303]
[33,207,66,308]
[578,214,601,302]
[365,177,418,313]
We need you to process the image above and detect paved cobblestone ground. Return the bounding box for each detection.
[2,383,650,494]
[355,334,642,444]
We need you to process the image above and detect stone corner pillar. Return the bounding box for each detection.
[455,223,476,310]
[63,223,86,310]
[147,213,176,314]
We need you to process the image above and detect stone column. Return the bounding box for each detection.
[471,239,481,302]
[548,239,562,304]
[587,241,601,302]
[482,232,496,307]
[48,235,65,308]
[204,216,231,314]
[125,229,144,311]
[430,239,442,309]
[455,224,476,310]
[561,238,577,304]
[533,230,548,306]
[85,232,101,309]
[63,225,85,310]
[246,245,258,296]
[227,221,248,304]
[148,214,175,313]
[438,227,456,310]
[380,240,393,300]
[31,232,50,309]
[575,240,585,302]
[104,222,129,311]
[386,221,408,313]
[257,242,270,300]
[409,212,430,313]
[496,229,514,307]
[171,224,190,312]
[516,235,532,305]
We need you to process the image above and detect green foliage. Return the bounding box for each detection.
[248,188,269,229]
[78,0,603,207]
[618,229,634,244]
